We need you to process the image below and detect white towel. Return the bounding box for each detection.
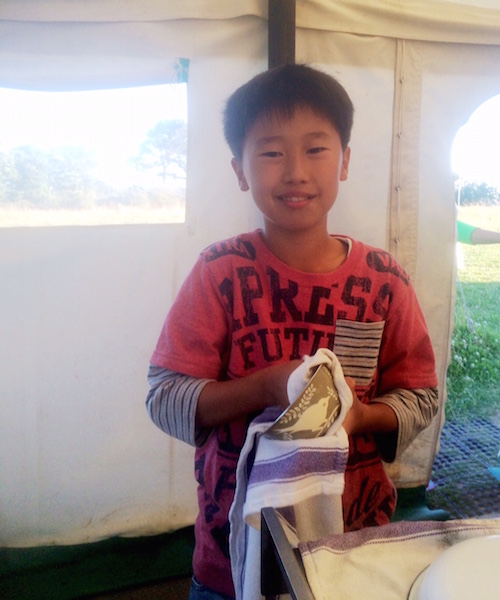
[229,349,352,600]
[299,518,500,600]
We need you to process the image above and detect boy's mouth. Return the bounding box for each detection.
[279,194,314,203]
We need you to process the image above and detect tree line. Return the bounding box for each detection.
[0,119,187,210]
[454,175,500,206]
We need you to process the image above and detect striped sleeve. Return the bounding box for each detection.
[373,387,439,461]
[146,363,213,447]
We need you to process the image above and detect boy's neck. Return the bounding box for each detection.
[260,228,348,273]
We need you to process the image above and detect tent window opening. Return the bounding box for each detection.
[0,82,187,227]
[447,93,500,423]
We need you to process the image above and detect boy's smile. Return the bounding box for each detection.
[231,106,350,241]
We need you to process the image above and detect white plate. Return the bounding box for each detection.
[407,567,428,600]
[406,535,500,600]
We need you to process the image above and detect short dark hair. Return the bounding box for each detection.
[223,63,354,161]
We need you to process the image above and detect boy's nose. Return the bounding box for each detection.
[283,152,308,182]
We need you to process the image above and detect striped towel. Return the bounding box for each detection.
[299,518,500,600]
[229,349,352,600]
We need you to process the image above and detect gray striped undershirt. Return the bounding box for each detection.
[146,364,213,447]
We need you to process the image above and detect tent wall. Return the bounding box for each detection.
[1,1,500,547]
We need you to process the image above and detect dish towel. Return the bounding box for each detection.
[299,517,500,600]
[229,349,353,600]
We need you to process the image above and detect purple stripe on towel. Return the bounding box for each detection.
[299,519,497,555]
[248,446,348,488]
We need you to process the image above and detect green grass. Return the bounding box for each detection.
[446,205,500,421]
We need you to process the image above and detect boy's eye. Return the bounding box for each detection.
[261,151,282,158]
[308,146,327,154]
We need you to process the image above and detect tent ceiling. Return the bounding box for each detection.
[1,0,500,45]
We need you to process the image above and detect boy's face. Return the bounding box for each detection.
[231,105,350,238]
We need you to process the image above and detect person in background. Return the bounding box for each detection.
[457,219,500,245]
[146,64,439,600]
[456,219,500,269]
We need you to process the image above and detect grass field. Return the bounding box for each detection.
[446,204,500,421]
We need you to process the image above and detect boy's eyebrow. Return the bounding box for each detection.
[255,131,334,146]
[254,134,286,147]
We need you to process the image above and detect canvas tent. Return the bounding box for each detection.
[1,0,500,553]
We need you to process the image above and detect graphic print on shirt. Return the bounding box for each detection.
[198,418,251,564]
[207,243,404,378]
[343,433,397,530]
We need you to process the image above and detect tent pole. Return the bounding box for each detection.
[268,0,296,68]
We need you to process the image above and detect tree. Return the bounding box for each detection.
[455,176,500,206]
[0,151,16,204]
[47,145,99,208]
[133,119,187,185]
[10,145,51,205]
[0,144,101,209]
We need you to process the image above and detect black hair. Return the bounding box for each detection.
[223,63,354,161]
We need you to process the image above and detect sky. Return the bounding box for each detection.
[451,94,500,190]
[0,83,187,188]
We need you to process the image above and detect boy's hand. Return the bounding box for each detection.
[342,376,398,437]
[260,359,303,409]
[342,376,366,435]
[196,359,302,428]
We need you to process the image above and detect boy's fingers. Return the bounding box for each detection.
[345,376,357,394]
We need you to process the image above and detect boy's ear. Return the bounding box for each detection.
[340,147,351,181]
[231,158,249,191]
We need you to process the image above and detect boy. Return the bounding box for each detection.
[146,64,438,600]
